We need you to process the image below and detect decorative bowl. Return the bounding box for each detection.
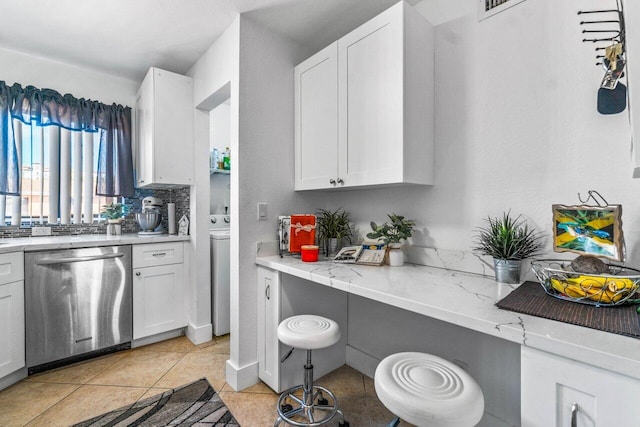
[136,212,162,232]
[531,259,640,306]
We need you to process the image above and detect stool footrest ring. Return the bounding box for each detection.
[274,384,339,427]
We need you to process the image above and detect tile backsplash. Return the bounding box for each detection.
[0,187,190,238]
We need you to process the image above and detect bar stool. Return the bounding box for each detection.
[374,352,484,427]
[274,314,349,427]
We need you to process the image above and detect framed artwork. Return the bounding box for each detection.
[552,204,624,261]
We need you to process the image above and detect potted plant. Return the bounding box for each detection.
[316,208,354,256]
[472,211,544,284]
[100,203,129,235]
[367,214,415,266]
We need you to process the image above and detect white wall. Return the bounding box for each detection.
[232,15,315,389]
[318,0,640,267]
[186,18,241,348]
[0,46,137,106]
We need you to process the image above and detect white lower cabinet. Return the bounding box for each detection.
[0,252,25,380]
[133,243,186,340]
[521,347,640,427]
[257,266,281,391]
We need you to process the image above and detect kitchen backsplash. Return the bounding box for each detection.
[0,187,190,238]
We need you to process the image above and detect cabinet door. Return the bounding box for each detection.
[257,267,280,391]
[0,281,25,378]
[338,3,404,187]
[295,43,339,190]
[135,68,194,188]
[135,73,154,187]
[521,347,640,427]
[133,263,186,340]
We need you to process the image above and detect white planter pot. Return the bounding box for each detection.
[388,244,404,267]
[106,220,122,236]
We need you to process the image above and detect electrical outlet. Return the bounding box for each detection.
[257,203,268,221]
[32,226,52,237]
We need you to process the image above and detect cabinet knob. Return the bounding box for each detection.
[337,178,344,185]
[329,178,336,185]
[265,284,270,300]
[571,402,578,427]
[136,272,141,277]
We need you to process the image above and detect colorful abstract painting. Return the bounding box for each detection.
[552,204,624,261]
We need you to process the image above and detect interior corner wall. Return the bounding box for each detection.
[0,46,137,106]
[187,18,241,346]
[319,0,640,266]
[235,15,316,386]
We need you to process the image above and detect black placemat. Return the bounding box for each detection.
[496,281,640,338]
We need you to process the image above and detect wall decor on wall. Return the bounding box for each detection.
[552,201,624,262]
[478,0,526,21]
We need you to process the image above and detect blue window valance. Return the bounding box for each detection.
[0,81,134,197]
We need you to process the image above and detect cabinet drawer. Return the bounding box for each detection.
[0,252,24,286]
[133,243,183,268]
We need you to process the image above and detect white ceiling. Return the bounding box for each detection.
[0,0,411,83]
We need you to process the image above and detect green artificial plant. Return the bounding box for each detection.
[316,207,354,253]
[367,214,415,245]
[100,203,129,221]
[472,211,544,260]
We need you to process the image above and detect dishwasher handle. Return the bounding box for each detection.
[35,252,125,265]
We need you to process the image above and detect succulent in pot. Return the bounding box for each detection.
[100,203,129,222]
[472,211,544,284]
[316,207,354,256]
[101,202,129,235]
[367,214,415,266]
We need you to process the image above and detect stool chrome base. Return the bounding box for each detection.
[274,349,348,427]
[274,384,346,427]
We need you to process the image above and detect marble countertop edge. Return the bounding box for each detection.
[256,254,640,380]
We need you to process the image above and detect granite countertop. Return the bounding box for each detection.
[256,255,640,380]
[0,233,190,253]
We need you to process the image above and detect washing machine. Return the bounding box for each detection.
[210,214,230,336]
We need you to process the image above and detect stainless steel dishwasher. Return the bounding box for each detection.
[25,245,132,373]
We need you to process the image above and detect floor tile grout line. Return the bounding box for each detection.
[22,383,83,426]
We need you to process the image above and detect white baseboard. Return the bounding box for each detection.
[225,359,259,391]
[186,322,213,345]
[132,328,185,348]
[0,367,27,392]
[346,345,380,378]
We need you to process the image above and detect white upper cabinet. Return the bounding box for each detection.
[295,43,339,190]
[294,1,434,191]
[135,67,194,188]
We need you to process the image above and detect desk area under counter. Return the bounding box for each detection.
[256,253,640,427]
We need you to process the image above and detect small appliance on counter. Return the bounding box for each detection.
[136,196,164,235]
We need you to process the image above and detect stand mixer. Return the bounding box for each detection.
[136,196,164,235]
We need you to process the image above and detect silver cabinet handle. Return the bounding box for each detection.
[36,252,124,265]
[329,178,336,185]
[571,402,578,427]
[151,252,167,257]
[136,272,141,277]
[265,284,270,300]
[337,178,344,184]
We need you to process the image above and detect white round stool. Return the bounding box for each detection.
[274,315,349,427]
[374,352,485,427]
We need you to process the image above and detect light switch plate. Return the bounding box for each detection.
[257,203,268,221]
[32,226,52,236]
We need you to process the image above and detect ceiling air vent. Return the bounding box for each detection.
[479,0,526,21]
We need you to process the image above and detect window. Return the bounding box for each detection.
[478,0,526,21]
[0,80,134,227]
[0,122,116,226]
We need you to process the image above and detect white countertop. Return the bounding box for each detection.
[0,233,190,253]
[256,255,640,380]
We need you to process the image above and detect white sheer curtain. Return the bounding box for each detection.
[0,120,113,226]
